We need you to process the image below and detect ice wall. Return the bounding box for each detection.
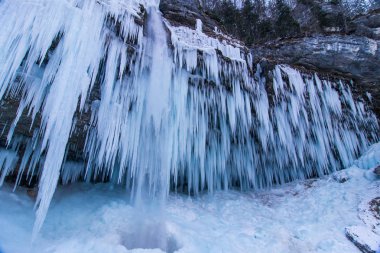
[0,0,378,236]
[0,0,144,237]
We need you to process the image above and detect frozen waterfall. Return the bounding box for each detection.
[0,0,378,237]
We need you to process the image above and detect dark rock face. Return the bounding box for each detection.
[252,34,380,117]
[375,166,380,176]
[252,35,380,84]
[291,2,322,34]
[160,0,218,36]
[250,8,380,118]
[369,197,380,220]
[350,9,380,40]
[250,8,380,84]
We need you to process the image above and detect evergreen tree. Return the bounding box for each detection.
[240,0,258,45]
[274,0,300,37]
[215,0,239,37]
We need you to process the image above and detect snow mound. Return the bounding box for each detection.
[359,197,380,234]
[121,221,180,253]
[354,142,380,170]
[332,166,364,183]
[345,226,380,253]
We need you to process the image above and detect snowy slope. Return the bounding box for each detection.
[0,142,379,253]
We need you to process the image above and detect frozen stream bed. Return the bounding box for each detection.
[0,144,379,253]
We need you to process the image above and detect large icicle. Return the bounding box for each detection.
[0,0,144,236]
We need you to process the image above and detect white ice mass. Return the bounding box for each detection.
[0,0,378,245]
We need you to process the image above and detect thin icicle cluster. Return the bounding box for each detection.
[0,0,378,237]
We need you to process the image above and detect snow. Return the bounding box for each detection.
[345,226,380,253]
[358,197,380,235]
[354,142,380,170]
[0,141,379,252]
[196,19,202,33]
[169,20,245,66]
[367,39,378,56]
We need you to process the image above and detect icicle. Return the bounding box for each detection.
[0,0,378,239]
[196,19,202,33]
[0,149,18,186]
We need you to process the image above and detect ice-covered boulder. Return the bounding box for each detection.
[374,166,380,176]
[354,142,380,171]
[359,197,380,235]
[332,166,364,183]
[345,226,380,253]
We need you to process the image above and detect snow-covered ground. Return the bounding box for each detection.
[0,143,379,253]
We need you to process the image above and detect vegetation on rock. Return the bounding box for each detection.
[205,0,377,46]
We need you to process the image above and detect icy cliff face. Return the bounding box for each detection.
[0,0,378,236]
